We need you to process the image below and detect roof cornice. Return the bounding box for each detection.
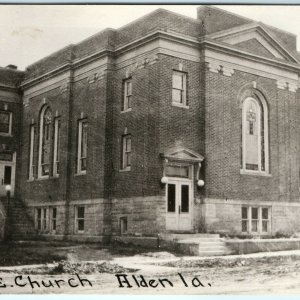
[200,37,300,74]
[206,22,299,64]
[21,29,300,90]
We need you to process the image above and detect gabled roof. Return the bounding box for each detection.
[161,147,204,163]
[206,22,299,64]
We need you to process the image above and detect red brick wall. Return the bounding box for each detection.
[20,87,69,203]
[204,67,300,202]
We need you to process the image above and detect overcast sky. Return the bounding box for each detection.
[1,5,300,70]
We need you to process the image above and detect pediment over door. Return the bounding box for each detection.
[161,147,204,163]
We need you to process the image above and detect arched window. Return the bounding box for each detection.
[38,106,52,177]
[242,96,269,174]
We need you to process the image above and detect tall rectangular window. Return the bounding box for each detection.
[53,117,61,176]
[37,208,42,230]
[121,134,131,170]
[77,119,87,174]
[241,207,248,233]
[36,208,48,232]
[172,71,187,106]
[28,124,36,180]
[0,111,12,135]
[122,78,132,112]
[75,206,85,232]
[51,207,57,232]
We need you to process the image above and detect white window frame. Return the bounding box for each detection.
[121,134,131,171]
[75,206,85,233]
[0,111,12,136]
[38,106,52,179]
[241,206,271,235]
[172,70,188,108]
[36,207,48,232]
[53,117,61,177]
[241,97,269,175]
[77,119,87,174]
[28,124,36,180]
[122,78,132,112]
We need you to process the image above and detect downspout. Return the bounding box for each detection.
[64,66,74,240]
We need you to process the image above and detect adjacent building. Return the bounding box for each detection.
[1,6,300,241]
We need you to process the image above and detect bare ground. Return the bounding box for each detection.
[1,241,300,294]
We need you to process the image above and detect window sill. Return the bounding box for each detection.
[172,102,189,109]
[35,176,50,181]
[0,133,12,137]
[29,175,60,182]
[120,167,131,172]
[121,108,132,114]
[240,170,272,177]
[75,172,86,177]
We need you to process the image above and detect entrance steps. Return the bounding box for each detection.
[160,233,234,256]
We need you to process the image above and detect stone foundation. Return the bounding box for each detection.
[202,198,300,236]
[111,196,165,236]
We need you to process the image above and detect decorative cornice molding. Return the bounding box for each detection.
[201,38,300,74]
[288,82,298,92]
[221,65,235,77]
[125,54,158,75]
[207,62,234,77]
[207,62,220,73]
[276,80,298,92]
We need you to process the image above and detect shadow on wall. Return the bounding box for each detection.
[0,201,6,241]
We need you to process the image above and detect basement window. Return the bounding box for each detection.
[36,207,48,232]
[120,217,128,235]
[75,206,85,233]
[241,206,270,234]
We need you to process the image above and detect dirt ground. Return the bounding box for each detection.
[1,241,300,294]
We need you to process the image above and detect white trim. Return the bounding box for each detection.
[172,70,187,107]
[53,117,60,177]
[122,78,132,112]
[241,205,271,235]
[77,119,87,175]
[28,124,35,180]
[0,111,12,136]
[75,205,85,233]
[205,50,299,84]
[241,96,269,175]
[38,106,51,179]
[206,22,298,63]
[121,134,131,170]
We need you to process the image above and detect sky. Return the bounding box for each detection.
[1,5,300,71]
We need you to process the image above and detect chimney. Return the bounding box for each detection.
[5,64,18,70]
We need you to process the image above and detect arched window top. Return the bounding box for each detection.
[43,107,52,125]
[241,94,269,175]
[38,105,53,178]
[40,105,52,123]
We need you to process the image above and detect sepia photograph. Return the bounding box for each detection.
[0,2,300,294]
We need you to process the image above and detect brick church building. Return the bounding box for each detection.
[0,6,300,241]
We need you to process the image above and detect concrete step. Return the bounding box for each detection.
[197,250,234,256]
[161,233,220,241]
[178,238,225,243]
